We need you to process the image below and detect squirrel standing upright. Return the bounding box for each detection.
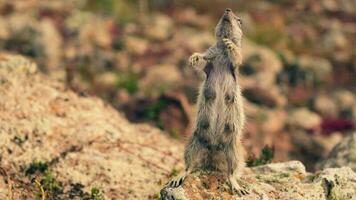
[168,8,248,195]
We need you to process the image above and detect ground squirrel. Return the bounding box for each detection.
[168,8,248,195]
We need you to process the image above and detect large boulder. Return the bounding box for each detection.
[0,53,184,199]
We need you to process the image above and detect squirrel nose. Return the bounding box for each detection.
[225,8,232,12]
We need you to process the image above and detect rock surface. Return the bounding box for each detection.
[318,132,356,171]
[161,161,356,200]
[161,132,356,199]
[0,53,184,199]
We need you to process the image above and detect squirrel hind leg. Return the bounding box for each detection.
[167,170,191,188]
[226,143,248,195]
[167,163,195,187]
[228,175,249,196]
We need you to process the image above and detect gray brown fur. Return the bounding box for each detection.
[169,9,248,195]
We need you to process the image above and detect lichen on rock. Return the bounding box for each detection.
[0,53,184,199]
[161,160,356,200]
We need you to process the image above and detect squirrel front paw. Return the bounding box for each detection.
[223,38,242,66]
[223,38,236,53]
[189,53,204,68]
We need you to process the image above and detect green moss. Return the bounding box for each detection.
[116,72,139,94]
[257,173,290,184]
[347,151,356,162]
[152,193,160,199]
[91,187,105,200]
[144,98,169,121]
[168,128,180,139]
[4,26,44,59]
[26,160,62,198]
[25,160,48,175]
[41,170,60,193]
[278,173,290,178]
[169,168,181,178]
[246,146,274,167]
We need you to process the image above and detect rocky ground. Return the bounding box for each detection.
[161,161,356,200]
[1,53,355,200]
[161,132,356,200]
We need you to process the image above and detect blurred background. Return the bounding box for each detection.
[0,0,355,171]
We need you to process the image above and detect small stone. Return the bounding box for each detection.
[334,90,355,110]
[139,64,181,97]
[314,94,338,118]
[145,14,173,41]
[298,55,332,83]
[288,108,321,129]
[124,36,149,55]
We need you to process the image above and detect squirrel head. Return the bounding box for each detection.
[215,8,243,46]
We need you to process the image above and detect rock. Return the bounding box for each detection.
[80,20,112,49]
[314,94,338,118]
[177,28,214,52]
[240,40,286,108]
[160,161,356,200]
[67,11,112,50]
[145,14,174,41]
[321,0,356,14]
[334,90,355,110]
[260,109,286,134]
[298,55,332,83]
[288,108,321,130]
[0,18,10,39]
[242,85,286,108]
[93,71,118,91]
[0,54,184,199]
[322,28,350,62]
[158,92,194,137]
[0,13,44,62]
[38,18,62,70]
[314,90,355,119]
[312,167,355,199]
[124,36,149,55]
[317,132,356,171]
[139,64,181,97]
[174,8,211,29]
[290,129,344,169]
[251,160,306,174]
[242,40,283,76]
[0,53,37,74]
[321,0,339,12]
[115,51,131,72]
